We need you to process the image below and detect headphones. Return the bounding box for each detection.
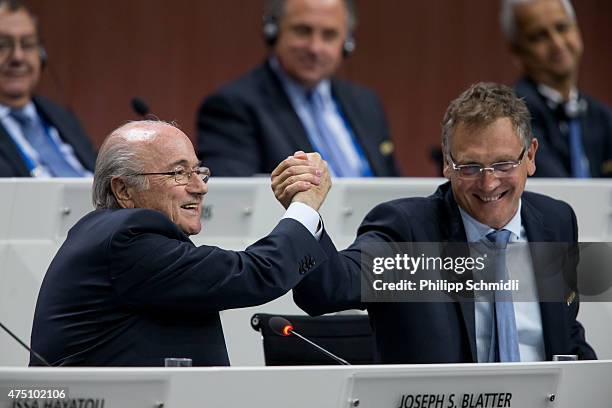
[262,14,356,57]
[38,45,47,69]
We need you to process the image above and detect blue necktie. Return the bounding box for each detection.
[306,90,360,177]
[10,109,82,177]
[568,118,590,178]
[486,229,521,362]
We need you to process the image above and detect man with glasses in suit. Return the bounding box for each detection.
[31,120,333,366]
[0,0,96,177]
[281,83,596,363]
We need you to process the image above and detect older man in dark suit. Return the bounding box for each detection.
[0,0,96,177]
[501,0,612,177]
[197,0,399,177]
[281,83,596,363]
[30,120,332,366]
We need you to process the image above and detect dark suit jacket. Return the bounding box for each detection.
[0,95,96,177]
[197,61,400,177]
[514,76,612,177]
[30,208,328,366]
[294,182,596,363]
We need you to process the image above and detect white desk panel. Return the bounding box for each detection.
[1,178,611,367]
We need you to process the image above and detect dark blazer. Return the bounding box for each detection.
[294,182,596,363]
[30,208,328,366]
[0,95,96,177]
[197,61,400,177]
[514,76,612,177]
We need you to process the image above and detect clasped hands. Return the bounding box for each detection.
[271,151,331,211]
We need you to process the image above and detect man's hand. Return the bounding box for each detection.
[293,153,331,211]
[271,151,331,210]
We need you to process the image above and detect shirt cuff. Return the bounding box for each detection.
[282,202,323,240]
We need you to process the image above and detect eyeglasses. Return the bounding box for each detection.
[135,166,211,185]
[0,36,41,58]
[448,148,526,179]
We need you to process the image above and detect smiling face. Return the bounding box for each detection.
[512,0,582,87]
[0,7,42,108]
[443,117,537,229]
[274,0,348,88]
[119,124,208,235]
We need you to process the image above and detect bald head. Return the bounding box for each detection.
[92,120,188,210]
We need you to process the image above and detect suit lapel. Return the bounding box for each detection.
[331,79,386,176]
[260,63,314,153]
[578,96,598,176]
[441,184,478,362]
[0,122,30,176]
[32,97,81,162]
[521,196,568,360]
[525,79,571,161]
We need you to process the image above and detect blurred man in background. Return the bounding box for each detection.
[0,0,96,177]
[197,0,399,177]
[502,0,612,177]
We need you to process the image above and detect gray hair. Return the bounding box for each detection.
[264,0,357,33]
[441,82,532,155]
[92,120,179,209]
[500,0,576,44]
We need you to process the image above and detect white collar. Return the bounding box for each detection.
[537,83,578,107]
[458,199,522,242]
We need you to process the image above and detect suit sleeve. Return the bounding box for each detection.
[293,201,410,315]
[196,93,262,176]
[108,210,327,314]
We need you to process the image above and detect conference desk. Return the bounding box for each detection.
[1,178,611,367]
[1,361,612,407]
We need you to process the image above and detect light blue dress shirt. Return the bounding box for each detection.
[459,201,546,362]
[268,58,372,177]
[0,102,91,177]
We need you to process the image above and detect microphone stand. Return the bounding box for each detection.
[0,321,51,367]
[289,329,350,365]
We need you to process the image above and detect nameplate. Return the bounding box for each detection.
[344,367,560,408]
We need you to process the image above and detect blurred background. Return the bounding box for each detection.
[28,0,612,176]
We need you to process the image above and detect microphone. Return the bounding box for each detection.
[0,321,51,367]
[131,97,150,118]
[268,316,350,365]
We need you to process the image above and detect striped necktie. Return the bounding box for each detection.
[10,109,82,177]
[486,229,521,362]
[306,89,360,177]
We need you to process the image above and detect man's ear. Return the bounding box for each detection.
[526,137,538,176]
[111,177,135,209]
[441,143,451,180]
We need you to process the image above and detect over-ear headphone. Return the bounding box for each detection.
[262,14,356,57]
[38,45,47,69]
